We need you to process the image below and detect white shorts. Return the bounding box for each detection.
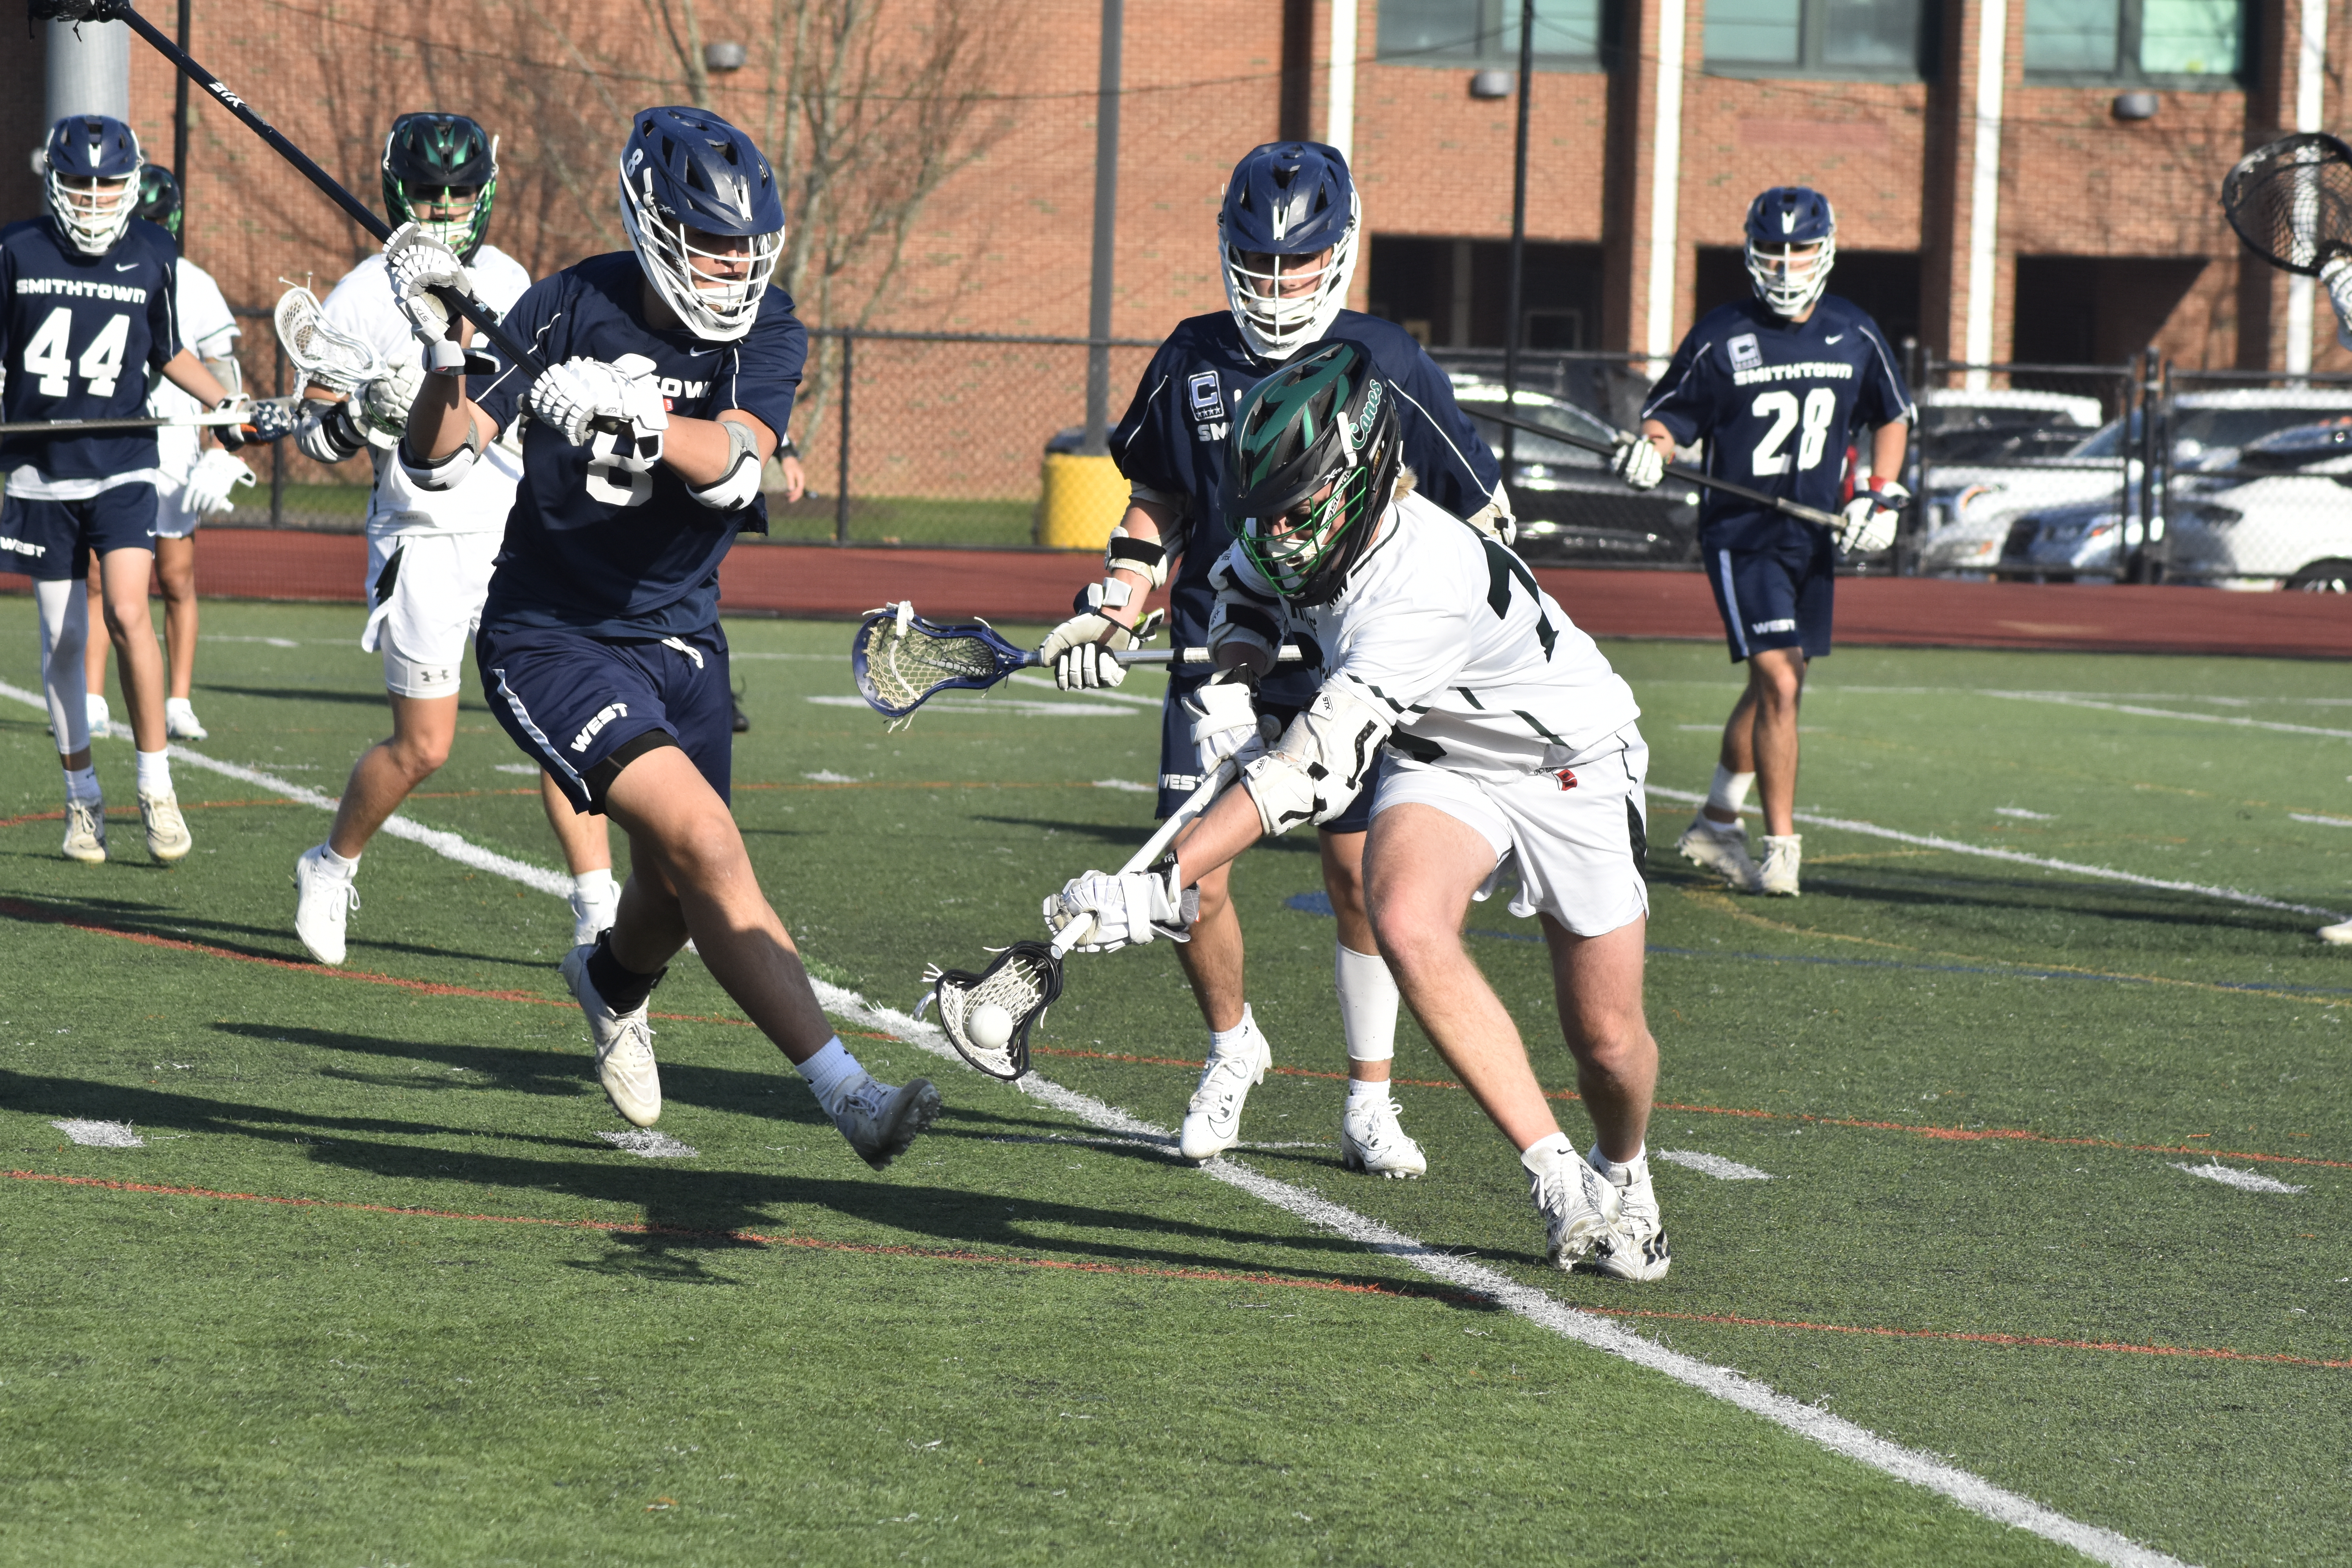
[1370,725,1651,938]
[151,477,203,540]
[361,530,500,699]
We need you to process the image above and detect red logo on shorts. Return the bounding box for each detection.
[1553,768,1578,791]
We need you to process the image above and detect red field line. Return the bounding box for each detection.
[0,797,299,830]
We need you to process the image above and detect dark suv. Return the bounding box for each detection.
[1448,376,1703,566]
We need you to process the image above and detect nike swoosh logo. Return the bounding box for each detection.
[1824,333,1845,343]
[114,263,139,272]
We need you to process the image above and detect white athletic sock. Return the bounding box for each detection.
[796,1036,864,1117]
[134,748,173,797]
[1588,1143,1649,1186]
[1209,1005,1258,1059]
[572,867,616,902]
[34,578,89,754]
[318,844,360,877]
[1334,942,1399,1065]
[1519,1130,1577,1169]
[1345,1075,1391,1108]
[64,765,101,806]
[1704,764,1754,821]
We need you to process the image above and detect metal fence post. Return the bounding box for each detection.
[270,332,285,529]
[2151,354,2172,581]
[834,330,853,545]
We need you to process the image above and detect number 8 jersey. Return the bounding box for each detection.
[1639,294,1912,553]
[0,215,181,497]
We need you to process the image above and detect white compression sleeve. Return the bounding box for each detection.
[1335,942,1399,1063]
[34,578,89,755]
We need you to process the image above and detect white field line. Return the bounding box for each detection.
[1976,690,2352,742]
[2171,1162,2308,1195]
[598,1129,699,1159]
[51,1119,143,1148]
[1657,1150,1774,1181]
[1093,779,1154,794]
[2290,813,2352,828]
[1646,784,2343,922]
[1006,672,1163,708]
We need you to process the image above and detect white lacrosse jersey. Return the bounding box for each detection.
[318,245,531,537]
[145,258,240,489]
[1230,489,1641,779]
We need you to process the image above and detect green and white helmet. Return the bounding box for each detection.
[381,112,497,262]
[1225,338,1401,604]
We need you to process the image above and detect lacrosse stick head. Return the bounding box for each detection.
[274,283,385,396]
[2222,132,2352,278]
[919,941,1063,1080]
[850,602,1029,719]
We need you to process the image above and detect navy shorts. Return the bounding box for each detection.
[476,621,733,814]
[1155,677,1380,833]
[1704,531,1835,663]
[0,485,158,581]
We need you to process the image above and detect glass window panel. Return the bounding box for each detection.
[1706,0,1802,63]
[1378,0,1490,61]
[1503,0,1605,59]
[2023,0,2120,72]
[1821,0,1920,66]
[2139,0,2239,74]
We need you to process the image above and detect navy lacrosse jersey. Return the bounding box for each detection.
[0,216,181,489]
[1641,295,1912,553]
[1111,310,1501,705]
[471,251,806,637]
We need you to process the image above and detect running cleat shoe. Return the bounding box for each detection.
[62,798,107,863]
[570,882,621,948]
[1339,1092,1428,1179]
[829,1074,941,1170]
[1585,1154,1671,1282]
[561,942,662,1127]
[164,697,209,741]
[1758,833,1802,896]
[1178,1013,1273,1162]
[292,843,359,964]
[1523,1140,1621,1269]
[2319,918,2352,945]
[86,691,112,737]
[139,790,193,863]
[1677,813,1760,891]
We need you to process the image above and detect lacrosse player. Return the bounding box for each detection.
[396,104,939,1166]
[1047,340,1667,1278]
[1615,187,1912,898]
[2,115,260,864]
[82,166,250,743]
[1036,141,1506,1176]
[285,112,617,965]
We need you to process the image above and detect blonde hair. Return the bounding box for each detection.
[1392,463,1419,501]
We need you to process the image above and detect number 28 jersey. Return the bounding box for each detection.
[1640,295,1912,552]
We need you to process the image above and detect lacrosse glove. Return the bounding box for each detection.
[1182,673,1267,773]
[1037,587,1160,691]
[1835,477,1909,556]
[356,359,427,448]
[181,447,256,516]
[1044,865,1197,953]
[383,222,476,373]
[527,354,668,470]
[1612,436,1665,490]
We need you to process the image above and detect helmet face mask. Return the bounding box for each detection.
[382,113,498,262]
[1219,142,1361,359]
[43,115,142,257]
[1227,339,1401,604]
[1743,185,1837,318]
[617,106,786,343]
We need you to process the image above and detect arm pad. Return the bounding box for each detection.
[1103,524,1169,589]
[1241,684,1394,837]
[688,418,763,511]
[400,414,486,492]
[296,400,367,465]
[1206,548,1289,675]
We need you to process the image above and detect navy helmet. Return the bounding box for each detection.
[383,112,499,263]
[1744,186,1837,318]
[44,114,143,256]
[136,164,183,243]
[617,105,785,342]
[1219,142,1361,359]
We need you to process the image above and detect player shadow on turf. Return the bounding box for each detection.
[192,682,442,709]
[1,890,562,971]
[966,813,1325,858]
[2,1069,595,1151]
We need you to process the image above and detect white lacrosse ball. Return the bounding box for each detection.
[964,1002,1014,1052]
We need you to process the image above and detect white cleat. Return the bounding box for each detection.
[292,844,359,964]
[85,692,112,737]
[830,1074,942,1171]
[570,883,621,949]
[1758,833,1802,897]
[561,943,662,1127]
[2319,918,2352,946]
[62,799,107,864]
[164,697,209,741]
[1677,813,1760,892]
[1339,1093,1427,1179]
[1585,1156,1671,1282]
[1523,1141,1621,1269]
[138,790,193,863]
[1178,1014,1273,1162]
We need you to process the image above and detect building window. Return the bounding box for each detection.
[1376,0,1605,69]
[2023,0,2243,83]
[1703,0,1927,79]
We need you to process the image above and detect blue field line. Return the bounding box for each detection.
[1279,892,2352,997]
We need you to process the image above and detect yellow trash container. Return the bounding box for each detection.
[1036,451,1127,550]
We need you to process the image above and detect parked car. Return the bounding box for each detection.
[1916,387,2104,464]
[1447,376,1703,566]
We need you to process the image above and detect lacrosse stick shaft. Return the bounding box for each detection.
[1474,405,1843,529]
[1102,647,1304,668]
[1051,758,1239,958]
[88,3,547,378]
[0,407,287,435]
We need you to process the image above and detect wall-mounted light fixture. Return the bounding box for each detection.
[2111,91,2158,121]
[705,41,748,73]
[1469,69,1514,100]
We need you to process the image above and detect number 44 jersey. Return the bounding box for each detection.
[0,216,182,497]
[1640,294,1913,553]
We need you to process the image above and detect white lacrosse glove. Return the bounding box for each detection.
[1182,675,1266,773]
[383,222,476,372]
[356,358,426,449]
[1612,436,1666,491]
[181,447,256,516]
[527,354,668,470]
[1835,477,1909,556]
[1043,865,1196,954]
[1036,593,1159,691]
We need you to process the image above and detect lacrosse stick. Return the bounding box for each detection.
[275,283,384,397]
[1474,405,1843,529]
[918,760,1239,1079]
[851,602,1304,721]
[2221,132,2352,331]
[0,401,297,436]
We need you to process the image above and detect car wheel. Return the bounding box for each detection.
[2287,559,2352,593]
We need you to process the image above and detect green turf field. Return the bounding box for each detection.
[2,597,2345,1566]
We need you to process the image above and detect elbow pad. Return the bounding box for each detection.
[1241,685,1393,837]
[296,400,366,465]
[688,419,763,511]
[1103,524,1169,589]
[399,414,486,492]
[1205,549,1289,674]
